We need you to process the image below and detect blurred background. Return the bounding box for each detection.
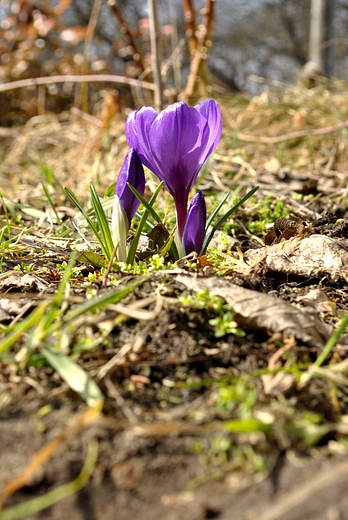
[0,0,346,124]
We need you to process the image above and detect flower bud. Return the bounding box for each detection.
[183,191,206,255]
[116,148,145,227]
[112,195,128,262]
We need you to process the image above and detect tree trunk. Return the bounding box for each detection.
[308,0,336,78]
[308,0,325,69]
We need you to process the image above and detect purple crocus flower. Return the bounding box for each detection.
[125,99,222,240]
[112,148,145,262]
[115,148,145,228]
[183,191,206,255]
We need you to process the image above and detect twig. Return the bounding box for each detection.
[148,0,163,112]
[102,241,119,286]
[184,0,215,101]
[0,74,156,94]
[104,376,138,423]
[108,0,146,73]
[135,66,153,106]
[96,342,133,382]
[182,0,198,55]
[76,0,103,112]
[236,119,348,144]
[54,0,73,16]
[169,1,182,91]
[70,106,103,126]
[110,296,163,321]
[0,406,100,509]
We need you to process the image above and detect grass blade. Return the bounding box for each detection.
[313,312,348,368]
[201,185,259,255]
[39,251,77,333]
[0,227,5,245]
[159,226,176,258]
[127,183,179,261]
[127,184,163,225]
[38,157,65,194]
[134,210,154,232]
[62,276,147,323]
[0,190,11,236]
[205,190,231,232]
[0,228,31,252]
[104,181,116,198]
[41,347,103,407]
[0,302,51,356]
[89,182,114,260]
[126,182,163,265]
[0,440,98,520]
[64,186,108,258]
[41,183,62,224]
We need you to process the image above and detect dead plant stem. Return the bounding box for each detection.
[0,75,156,94]
[108,0,146,72]
[76,0,103,112]
[237,119,348,143]
[184,0,215,101]
[182,0,198,54]
[148,0,164,112]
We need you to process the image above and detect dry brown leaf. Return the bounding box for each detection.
[244,235,348,283]
[264,157,280,174]
[261,337,296,394]
[0,271,49,292]
[263,235,348,282]
[176,274,331,348]
[197,255,213,268]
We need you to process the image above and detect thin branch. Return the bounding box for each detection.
[182,0,198,55]
[169,0,182,91]
[184,0,215,101]
[77,0,103,112]
[0,74,156,94]
[54,0,73,16]
[108,0,146,72]
[236,119,348,144]
[148,0,163,112]
[102,241,119,286]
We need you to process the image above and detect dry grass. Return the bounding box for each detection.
[219,80,348,179]
[1,80,348,208]
[2,81,348,520]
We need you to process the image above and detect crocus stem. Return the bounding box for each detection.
[175,193,189,240]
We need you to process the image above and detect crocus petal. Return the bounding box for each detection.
[194,98,222,162]
[112,196,128,262]
[183,191,206,255]
[125,107,161,176]
[115,149,145,225]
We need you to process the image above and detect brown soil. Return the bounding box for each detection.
[2,87,348,519]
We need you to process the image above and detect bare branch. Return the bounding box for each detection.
[236,119,348,144]
[76,0,103,112]
[184,0,215,102]
[148,0,164,112]
[169,1,182,91]
[0,75,156,94]
[182,0,198,55]
[108,0,146,72]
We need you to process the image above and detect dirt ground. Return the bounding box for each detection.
[3,406,348,520]
[2,87,348,519]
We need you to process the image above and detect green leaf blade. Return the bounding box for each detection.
[41,347,103,407]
